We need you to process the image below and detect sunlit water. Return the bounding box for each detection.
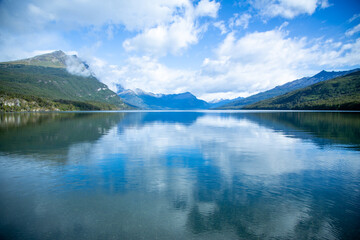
[0,111,359,239]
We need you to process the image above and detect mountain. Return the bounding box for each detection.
[219,69,359,109]
[242,70,360,110]
[0,51,131,111]
[6,50,69,68]
[118,88,209,110]
[207,97,243,108]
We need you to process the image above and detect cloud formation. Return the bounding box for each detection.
[65,55,91,77]
[229,13,252,29]
[199,28,360,99]
[0,0,219,59]
[252,0,330,19]
[346,23,360,37]
[0,0,195,32]
[88,56,196,94]
[89,25,360,101]
[123,0,219,56]
[213,21,227,35]
[0,0,359,101]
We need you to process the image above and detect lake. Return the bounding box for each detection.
[0,111,359,239]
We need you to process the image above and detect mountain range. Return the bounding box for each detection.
[118,68,358,110]
[1,50,359,111]
[117,88,209,110]
[117,87,244,110]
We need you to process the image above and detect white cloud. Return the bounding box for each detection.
[229,13,252,29]
[200,30,311,94]
[349,13,360,23]
[200,29,360,99]
[194,0,220,18]
[0,0,219,58]
[83,57,120,91]
[86,54,255,101]
[319,0,331,9]
[0,0,193,32]
[85,24,360,101]
[213,21,227,35]
[345,23,360,37]
[123,17,200,56]
[85,55,196,94]
[123,0,220,56]
[65,55,91,77]
[251,0,329,19]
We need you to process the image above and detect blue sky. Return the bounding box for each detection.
[0,0,360,100]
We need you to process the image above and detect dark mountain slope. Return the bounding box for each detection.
[219,69,359,109]
[243,71,360,110]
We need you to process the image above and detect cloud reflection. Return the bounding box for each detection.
[0,111,359,239]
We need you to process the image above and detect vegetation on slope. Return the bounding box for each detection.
[219,69,358,109]
[0,92,123,111]
[243,71,360,110]
[0,63,131,111]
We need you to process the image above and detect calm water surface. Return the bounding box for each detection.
[0,111,359,239]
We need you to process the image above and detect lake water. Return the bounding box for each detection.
[0,111,359,239]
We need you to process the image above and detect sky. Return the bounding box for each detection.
[0,0,360,101]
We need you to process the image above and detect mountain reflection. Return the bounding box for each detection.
[242,111,360,150]
[0,111,359,239]
[0,112,127,161]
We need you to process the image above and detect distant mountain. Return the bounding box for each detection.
[118,88,209,110]
[243,70,360,110]
[219,69,359,109]
[208,97,243,109]
[0,51,131,111]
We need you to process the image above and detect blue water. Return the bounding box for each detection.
[0,111,359,239]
